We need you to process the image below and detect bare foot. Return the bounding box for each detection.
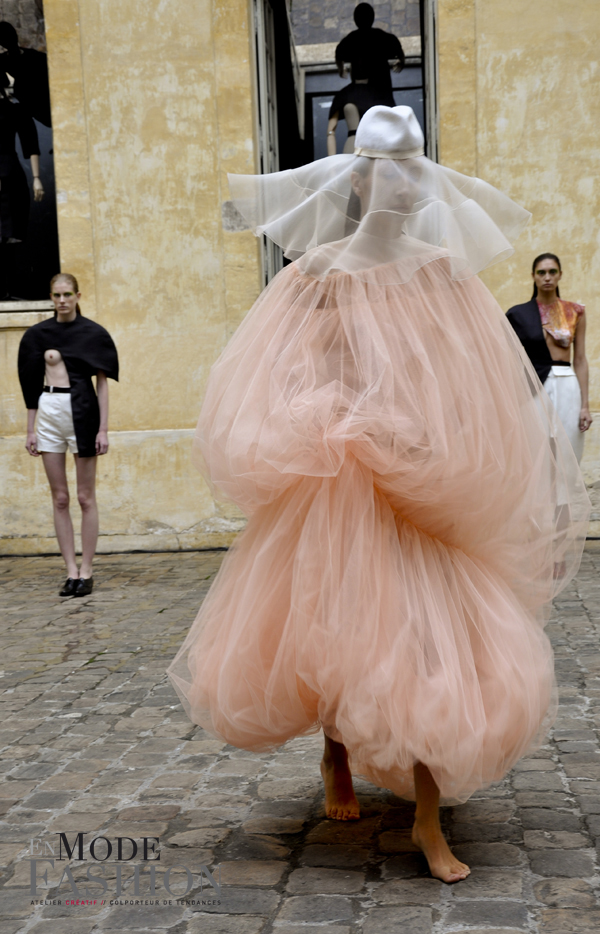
[412,821,470,883]
[320,755,360,821]
[553,560,566,580]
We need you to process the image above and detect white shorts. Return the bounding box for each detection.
[37,391,79,455]
[545,365,584,464]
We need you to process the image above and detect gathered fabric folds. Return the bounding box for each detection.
[168,251,588,803]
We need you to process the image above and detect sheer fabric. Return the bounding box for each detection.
[168,250,589,803]
[228,155,531,281]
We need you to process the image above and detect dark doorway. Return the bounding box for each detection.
[291,0,432,164]
[0,4,59,303]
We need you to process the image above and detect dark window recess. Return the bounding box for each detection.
[0,7,59,304]
[268,0,311,170]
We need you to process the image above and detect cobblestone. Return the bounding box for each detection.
[0,545,600,931]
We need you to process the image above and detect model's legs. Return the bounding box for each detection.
[41,452,78,578]
[411,762,470,883]
[74,455,98,578]
[321,733,360,821]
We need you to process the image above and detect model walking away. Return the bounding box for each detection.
[18,274,119,596]
[169,108,589,883]
[507,253,591,462]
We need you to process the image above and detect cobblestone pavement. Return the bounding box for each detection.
[1,546,600,934]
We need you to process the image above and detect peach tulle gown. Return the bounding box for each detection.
[168,107,589,803]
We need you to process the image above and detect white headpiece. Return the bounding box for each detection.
[353,105,425,159]
[228,106,530,283]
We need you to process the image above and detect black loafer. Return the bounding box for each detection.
[59,578,78,597]
[74,577,94,597]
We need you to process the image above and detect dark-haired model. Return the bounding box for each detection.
[507,253,591,462]
[18,274,119,595]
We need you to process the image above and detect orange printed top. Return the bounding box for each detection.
[537,299,584,349]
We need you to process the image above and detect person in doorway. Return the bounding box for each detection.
[506,253,591,463]
[168,107,588,884]
[0,68,44,299]
[18,273,119,596]
[0,21,52,127]
[335,3,405,105]
[326,83,382,155]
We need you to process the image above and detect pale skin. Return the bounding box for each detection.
[532,258,592,433]
[25,278,108,580]
[321,161,470,883]
[327,102,360,156]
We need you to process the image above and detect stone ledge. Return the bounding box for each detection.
[0,427,245,556]
[297,35,421,66]
[0,529,239,556]
[0,303,54,329]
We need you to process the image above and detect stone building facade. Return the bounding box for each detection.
[1,0,599,554]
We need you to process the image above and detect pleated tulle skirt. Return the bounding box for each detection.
[168,255,588,802]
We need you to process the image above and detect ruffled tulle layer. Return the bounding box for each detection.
[168,254,588,802]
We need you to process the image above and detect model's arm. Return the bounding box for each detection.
[390,36,405,72]
[573,313,592,432]
[18,109,44,202]
[96,370,109,454]
[327,115,339,156]
[30,154,44,202]
[25,408,39,456]
[335,39,347,78]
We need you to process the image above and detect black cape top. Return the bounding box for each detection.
[18,314,119,457]
[506,299,554,384]
[335,28,404,94]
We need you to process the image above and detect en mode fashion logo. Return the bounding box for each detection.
[29,833,221,907]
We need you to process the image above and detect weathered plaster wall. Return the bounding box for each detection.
[438,0,600,527]
[0,0,260,554]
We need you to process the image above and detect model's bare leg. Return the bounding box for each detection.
[321,733,360,821]
[411,762,470,883]
[42,452,78,579]
[75,455,98,578]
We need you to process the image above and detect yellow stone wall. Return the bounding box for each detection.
[438,0,600,525]
[0,0,261,554]
[3,1,600,553]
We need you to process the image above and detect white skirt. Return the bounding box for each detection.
[37,391,78,455]
[545,366,584,464]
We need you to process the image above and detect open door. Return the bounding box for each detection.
[421,0,439,162]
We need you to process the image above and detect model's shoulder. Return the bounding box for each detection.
[506,300,535,316]
[29,315,54,330]
[22,316,54,339]
[78,316,114,339]
[337,31,358,48]
[375,27,397,41]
